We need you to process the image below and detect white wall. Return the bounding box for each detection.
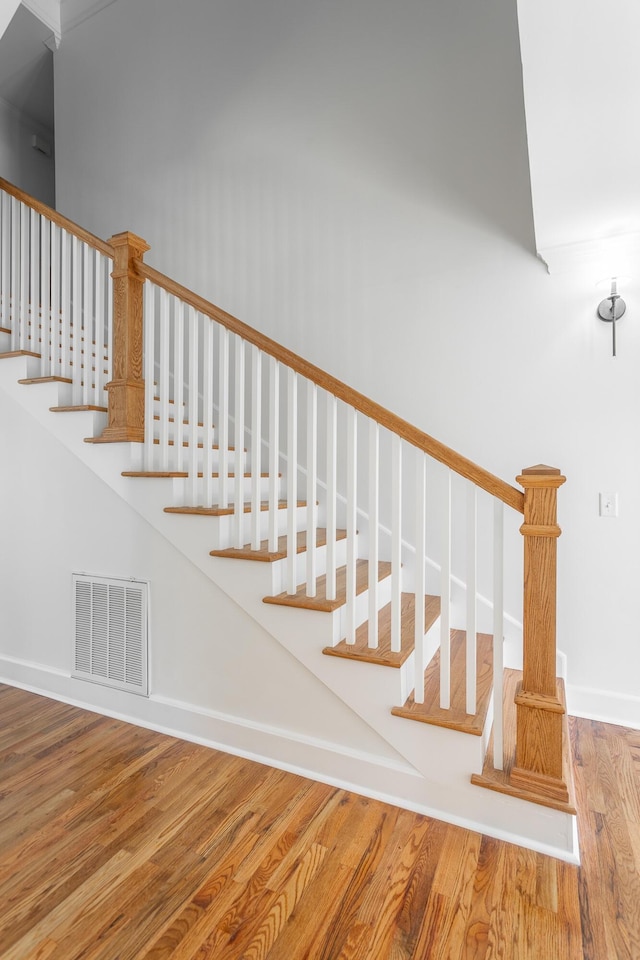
[0,95,54,204]
[0,388,404,763]
[51,0,640,724]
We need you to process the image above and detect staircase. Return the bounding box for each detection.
[0,176,579,862]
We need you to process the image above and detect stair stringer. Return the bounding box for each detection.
[0,357,579,861]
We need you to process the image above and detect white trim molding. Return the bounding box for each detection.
[567,684,640,730]
[22,0,61,42]
[60,0,118,34]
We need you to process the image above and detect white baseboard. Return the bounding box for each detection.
[567,683,640,729]
[0,653,580,864]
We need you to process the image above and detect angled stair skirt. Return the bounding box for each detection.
[0,354,579,862]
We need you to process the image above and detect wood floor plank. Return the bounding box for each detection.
[1,686,640,959]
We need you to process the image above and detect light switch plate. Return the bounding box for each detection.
[599,492,618,517]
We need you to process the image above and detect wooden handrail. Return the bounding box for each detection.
[0,177,114,259]
[136,261,525,513]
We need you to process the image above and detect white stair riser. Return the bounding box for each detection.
[153,423,217,444]
[170,475,276,505]
[213,506,307,549]
[268,537,350,594]
[398,619,441,704]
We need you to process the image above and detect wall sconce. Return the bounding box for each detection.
[597,277,626,357]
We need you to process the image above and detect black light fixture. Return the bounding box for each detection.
[597,277,626,357]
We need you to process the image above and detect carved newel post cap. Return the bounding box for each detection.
[521,464,561,476]
[107,232,151,259]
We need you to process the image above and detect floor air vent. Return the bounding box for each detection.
[73,574,149,696]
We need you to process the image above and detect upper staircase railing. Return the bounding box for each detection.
[0,176,571,810]
[0,179,114,410]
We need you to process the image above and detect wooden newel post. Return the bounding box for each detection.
[101,231,150,442]
[510,464,569,803]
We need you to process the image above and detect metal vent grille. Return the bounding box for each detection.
[73,575,148,696]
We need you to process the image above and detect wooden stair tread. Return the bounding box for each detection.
[210,528,347,562]
[391,630,493,735]
[123,471,188,478]
[85,434,142,444]
[50,405,107,413]
[153,415,211,426]
[122,470,273,479]
[152,439,243,450]
[323,593,441,667]
[470,668,577,814]
[0,349,41,359]
[263,559,392,613]
[164,499,305,517]
[18,375,73,384]
[0,326,10,334]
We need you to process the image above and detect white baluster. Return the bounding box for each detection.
[493,499,505,771]
[251,345,262,550]
[158,289,170,472]
[50,225,59,378]
[19,203,29,351]
[60,231,71,381]
[0,192,9,330]
[173,301,185,473]
[325,393,338,602]
[92,251,103,404]
[40,216,51,377]
[187,306,199,504]
[106,255,113,401]
[202,316,214,508]
[10,198,19,350]
[143,282,156,471]
[234,335,246,548]
[268,357,280,553]
[346,406,357,644]
[440,469,452,710]
[286,368,298,594]
[466,483,478,715]
[29,209,39,359]
[218,325,230,509]
[391,434,402,653]
[82,242,92,406]
[414,450,427,703]
[306,380,318,597]
[71,235,81,403]
[368,420,379,648]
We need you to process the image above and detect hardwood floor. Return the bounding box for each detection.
[0,684,638,959]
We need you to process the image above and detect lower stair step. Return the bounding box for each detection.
[392,630,493,735]
[18,375,72,385]
[210,528,347,562]
[323,593,441,667]
[0,350,40,359]
[50,405,108,413]
[471,668,577,814]
[263,559,391,613]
